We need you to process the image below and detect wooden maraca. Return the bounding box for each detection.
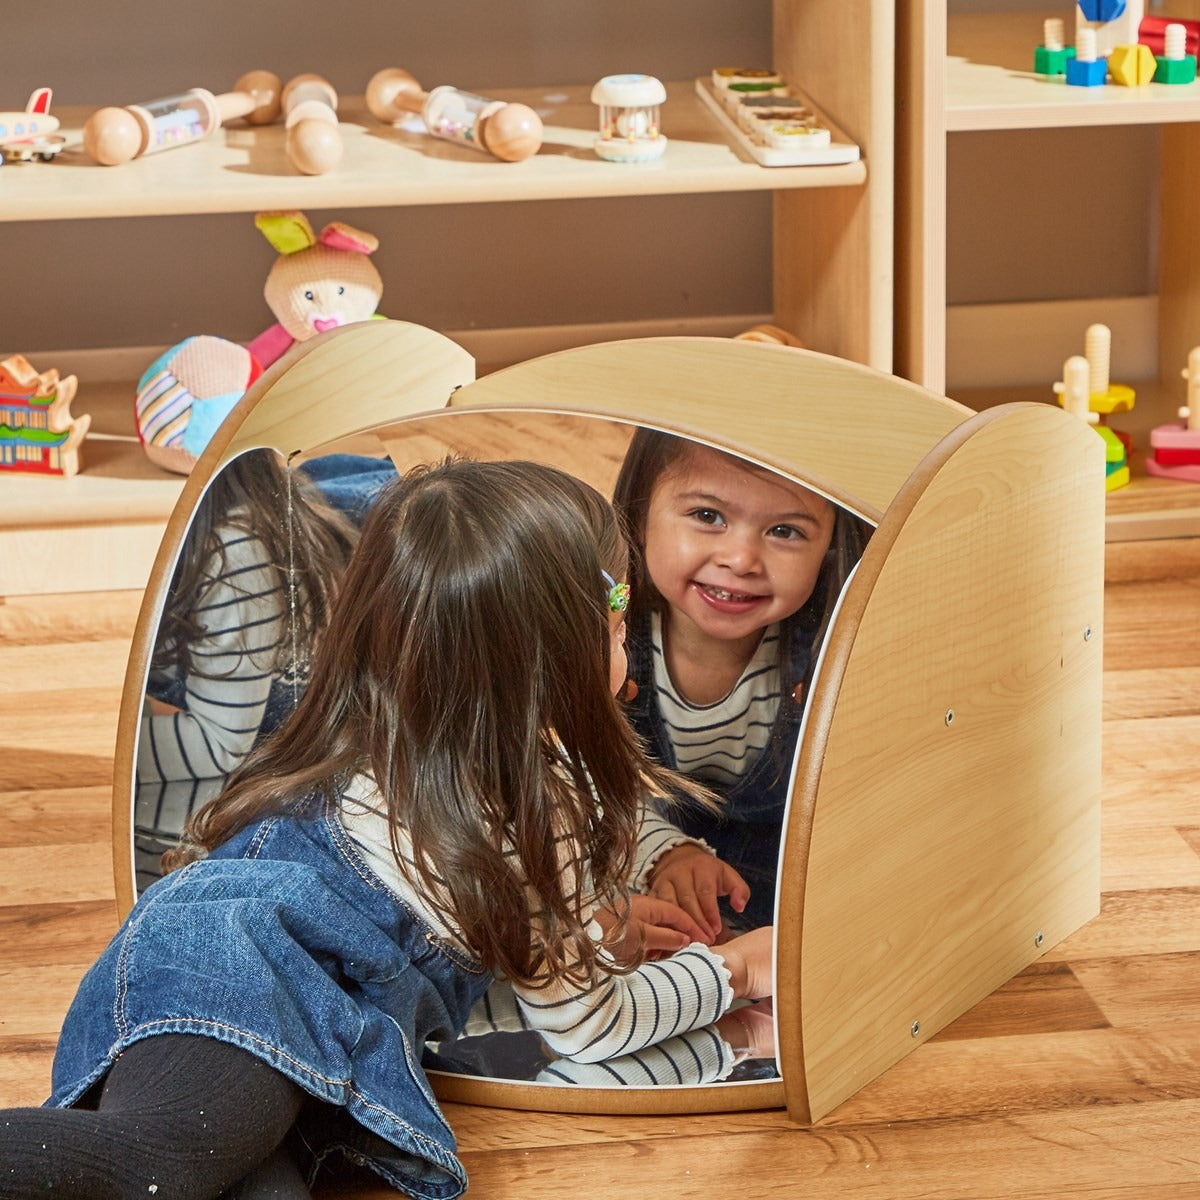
[281,73,342,175]
[365,67,542,162]
[83,71,282,166]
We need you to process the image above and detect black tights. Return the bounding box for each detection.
[0,1034,310,1200]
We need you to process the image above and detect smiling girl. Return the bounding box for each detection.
[613,430,870,932]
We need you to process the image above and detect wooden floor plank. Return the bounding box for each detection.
[1042,887,1200,961]
[0,787,112,847]
[0,843,115,906]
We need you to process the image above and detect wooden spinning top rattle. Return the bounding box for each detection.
[280,73,342,175]
[83,70,283,166]
[365,67,543,162]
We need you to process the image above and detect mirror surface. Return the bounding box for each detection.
[128,410,872,1091]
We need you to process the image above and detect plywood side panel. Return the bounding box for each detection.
[783,403,1106,1122]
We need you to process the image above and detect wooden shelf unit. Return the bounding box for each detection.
[896,4,1200,539]
[0,0,895,596]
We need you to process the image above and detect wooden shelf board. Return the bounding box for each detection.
[953,380,1200,540]
[947,11,1200,132]
[0,83,866,223]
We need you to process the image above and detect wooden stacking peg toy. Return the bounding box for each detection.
[281,73,343,175]
[365,67,543,162]
[83,71,282,166]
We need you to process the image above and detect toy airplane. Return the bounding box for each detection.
[0,87,65,163]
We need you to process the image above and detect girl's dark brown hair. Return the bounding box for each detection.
[152,448,357,682]
[612,428,872,666]
[172,457,688,988]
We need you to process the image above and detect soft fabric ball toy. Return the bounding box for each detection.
[135,336,262,475]
[246,210,384,369]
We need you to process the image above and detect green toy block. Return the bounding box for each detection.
[1034,45,1076,76]
[1154,55,1198,84]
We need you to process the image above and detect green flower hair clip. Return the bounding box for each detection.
[601,570,630,613]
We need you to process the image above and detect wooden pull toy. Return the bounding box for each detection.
[365,67,542,162]
[83,71,283,166]
[281,73,342,175]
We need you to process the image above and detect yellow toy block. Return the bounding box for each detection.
[1090,383,1136,415]
[1108,43,1157,86]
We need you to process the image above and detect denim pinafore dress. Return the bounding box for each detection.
[624,604,818,931]
[48,796,491,1200]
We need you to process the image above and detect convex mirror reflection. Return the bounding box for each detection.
[130,415,873,1092]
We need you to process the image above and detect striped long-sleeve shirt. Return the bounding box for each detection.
[137,524,289,783]
[339,775,735,1066]
[651,612,782,788]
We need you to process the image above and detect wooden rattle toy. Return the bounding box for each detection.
[83,71,283,166]
[590,74,667,163]
[365,67,542,162]
[281,73,342,175]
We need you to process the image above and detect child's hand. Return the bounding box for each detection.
[648,844,751,943]
[594,894,709,965]
[146,697,183,717]
[712,926,774,1001]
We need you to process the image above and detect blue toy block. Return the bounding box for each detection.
[1078,0,1126,20]
[1066,57,1108,86]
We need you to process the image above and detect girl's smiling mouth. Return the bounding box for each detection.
[692,581,767,610]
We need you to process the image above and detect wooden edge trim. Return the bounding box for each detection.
[431,1071,786,1117]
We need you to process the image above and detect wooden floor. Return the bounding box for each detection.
[1,537,1198,1198]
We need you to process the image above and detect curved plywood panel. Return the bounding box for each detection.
[450,337,973,522]
[776,402,1106,1123]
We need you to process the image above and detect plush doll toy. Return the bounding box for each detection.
[245,210,384,369]
[135,211,384,475]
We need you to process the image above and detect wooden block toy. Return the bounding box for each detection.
[1153,23,1198,82]
[1139,14,1199,57]
[1083,323,1136,414]
[694,68,860,166]
[365,68,543,162]
[1108,43,1157,85]
[1067,30,1109,85]
[1146,345,1200,479]
[1097,424,1130,490]
[1053,348,1129,490]
[0,354,89,477]
[83,72,282,166]
[1035,18,1077,75]
[1078,0,1145,56]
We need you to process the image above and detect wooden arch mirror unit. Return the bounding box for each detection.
[113,321,1106,1125]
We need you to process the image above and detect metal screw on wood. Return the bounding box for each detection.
[1035,931,1044,947]
[944,708,955,726]
[1084,626,1093,641]
[911,1020,921,1038]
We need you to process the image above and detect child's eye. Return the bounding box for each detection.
[688,507,725,526]
[304,289,315,301]
[337,285,345,295]
[768,523,806,541]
